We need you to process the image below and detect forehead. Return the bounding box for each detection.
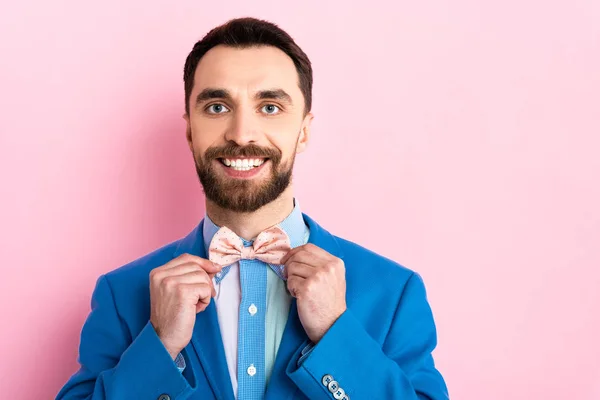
[192,45,302,100]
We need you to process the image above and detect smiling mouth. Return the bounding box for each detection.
[218,157,269,171]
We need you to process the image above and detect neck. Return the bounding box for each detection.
[205,186,296,241]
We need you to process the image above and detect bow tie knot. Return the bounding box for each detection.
[208,225,292,268]
[240,246,256,260]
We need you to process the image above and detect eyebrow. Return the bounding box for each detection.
[256,89,293,105]
[195,88,293,108]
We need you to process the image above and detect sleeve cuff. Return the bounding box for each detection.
[286,309,384,399]
[297,342,316,366]
[116,321,197,397]
[175,352,186,373]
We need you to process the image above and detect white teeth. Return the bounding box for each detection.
[222,158,266,171]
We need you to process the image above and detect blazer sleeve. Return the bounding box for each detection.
[56,275,198,400]
[286,272,449,400]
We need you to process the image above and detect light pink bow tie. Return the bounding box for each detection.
[208,225,292,267]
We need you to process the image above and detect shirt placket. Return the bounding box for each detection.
[237,240,267,400]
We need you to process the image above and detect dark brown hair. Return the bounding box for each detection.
[183,17,313,116]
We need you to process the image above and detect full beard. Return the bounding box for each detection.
[194,144,296,213]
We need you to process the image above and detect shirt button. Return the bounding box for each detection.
[247,364,257,376]
[158,395,170,400]
[248,304,258,316]
[342,394,350,400]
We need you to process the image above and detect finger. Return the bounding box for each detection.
[151,262,202,285]
[280,243,321,264]
[152,260,221,283]
[164,253,222,273]
[176,282,213,312]
[300,243,334,259]
[162,269,212,285]
[286,275,306,298]
[280,246,304,265]
[197,301,210,313]
[151,262,199,286]
[159,269,216,296]
[281,243,333,265]
[171,262,222,279]
[284,261,316,279]
[283,247,329,268]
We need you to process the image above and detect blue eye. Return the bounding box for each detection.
[206,104,230,114]
[261,104,280,115]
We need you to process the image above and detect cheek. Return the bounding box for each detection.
[191,119,225,148]
[268,136,298,160]
[264,123,303,154]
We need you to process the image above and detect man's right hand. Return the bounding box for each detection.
[149,253,222,360]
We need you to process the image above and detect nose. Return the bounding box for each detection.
[224,108,260,146]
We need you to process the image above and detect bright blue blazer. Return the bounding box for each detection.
[57,214,449,399]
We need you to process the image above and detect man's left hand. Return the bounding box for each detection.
[281,243,347,343]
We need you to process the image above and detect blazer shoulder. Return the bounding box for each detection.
[333,235,417,283]
[103,237,182,288]
[331,234,432,342]
[83,237,185,337]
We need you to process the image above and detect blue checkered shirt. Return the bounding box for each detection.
[174,200,312,399]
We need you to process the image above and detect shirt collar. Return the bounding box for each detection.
[202,198,307,253]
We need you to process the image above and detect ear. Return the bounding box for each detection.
[296,112,314,154]
[183,113,193,152]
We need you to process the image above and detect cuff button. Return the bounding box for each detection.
[322,374,334,386]
[328,380,340,393]
[334,388,346,400]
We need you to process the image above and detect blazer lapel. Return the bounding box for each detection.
[301,213,345,260]
[265,213,345,400]
[173,221,235,400]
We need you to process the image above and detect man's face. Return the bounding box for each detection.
[184,45,313,213]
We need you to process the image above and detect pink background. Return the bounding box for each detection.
[1,1,599,398]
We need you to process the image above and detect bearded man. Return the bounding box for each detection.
[57,17,449,400]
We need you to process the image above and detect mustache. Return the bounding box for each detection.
[204,144,282,161]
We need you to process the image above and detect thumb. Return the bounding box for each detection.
[204,261,223,274]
